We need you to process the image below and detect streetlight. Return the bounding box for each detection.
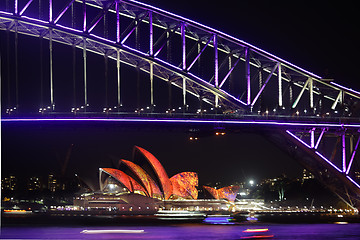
[249,180,255,186]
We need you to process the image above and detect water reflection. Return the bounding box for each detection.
[2,223,360,239]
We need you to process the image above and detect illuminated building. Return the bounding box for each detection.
[73,192,160,214]
[170,172,198,200]
[203,185,241,202]
[133,146,173,200]
[99,168,147,196]
[355,171,360,180]
[48,174,57,192]
[27,177,42,191]
[120,159,163,199]
[302,169,314,182]
[101,146,200,200]
[2,175,17,191]
[75,146,246,213]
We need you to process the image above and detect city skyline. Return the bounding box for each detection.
[2,122,305,187]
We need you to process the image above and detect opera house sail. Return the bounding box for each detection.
[203,185,241,202]
[133,146,173,200]
[74,146,242,214]
[170,172,199,200]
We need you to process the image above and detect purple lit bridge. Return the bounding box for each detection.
[1,0,360,208]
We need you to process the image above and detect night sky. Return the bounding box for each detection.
[1,0,359,189]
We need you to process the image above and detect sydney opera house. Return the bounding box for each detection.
[74,146,262,214]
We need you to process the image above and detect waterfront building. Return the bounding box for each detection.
[203,185,241,202]
[48,174,57,192]
[302,169,314,182]
[27,177,42,191]
[355,171,360,180]
[73,146,249,213]
[2,175,17,191]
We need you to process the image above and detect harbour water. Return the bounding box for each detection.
[2,223,360,239]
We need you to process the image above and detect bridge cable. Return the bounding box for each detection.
[72,45,76,109]
[15,21,19,110]
[104,14,108,108]
[197,41,201,79]
[104,54,108,108]
[6,30,11,108]
[136,19,140,110]
[38,0,43,110]
[258,67,262,112]
[167,31,172,111]
[49,28,54,110]
[83,38,87,111]
[289,82,293,107]
[71,3,76,109]
[137,67,140,110]
[40,36,44,109]
[228,55,232,94]
[197,42,202,113]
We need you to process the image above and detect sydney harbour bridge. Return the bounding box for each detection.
[1,0,360,209]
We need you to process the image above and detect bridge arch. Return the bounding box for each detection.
[1,0,360,116]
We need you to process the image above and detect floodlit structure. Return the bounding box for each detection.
[203,185,241,202]
[99,146,200,201]
[73,146,255,213]
[134,146,173,200]
[170,172,199,200]
[99,168,147,196]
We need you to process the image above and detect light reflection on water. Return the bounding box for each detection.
[1,223,360,239]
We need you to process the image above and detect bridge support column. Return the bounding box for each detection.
[116,0,120,43]
[104,54,108,108]
[310,128,315,148]
[15,20,19,110]
[72,44,76,108]
[278,63,282,108]
[150,61,154,110]
[245,48,251,105]
[181,22,186,112]
[82,0,87,111]
[342,132,346,172]
[83,38,87,111]
[289,83,293,107]
[214,34,219,108]
[181,22,186,71]
[49,28,54,110]
[258,68,262,112]
[116,1,121,109]
[309,78,314,109]
[149,11,154,111]
[117,49,121,108]
[6,30,10,110]
[183,77,186,112]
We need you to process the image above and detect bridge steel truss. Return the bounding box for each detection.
[1,0,360,208]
